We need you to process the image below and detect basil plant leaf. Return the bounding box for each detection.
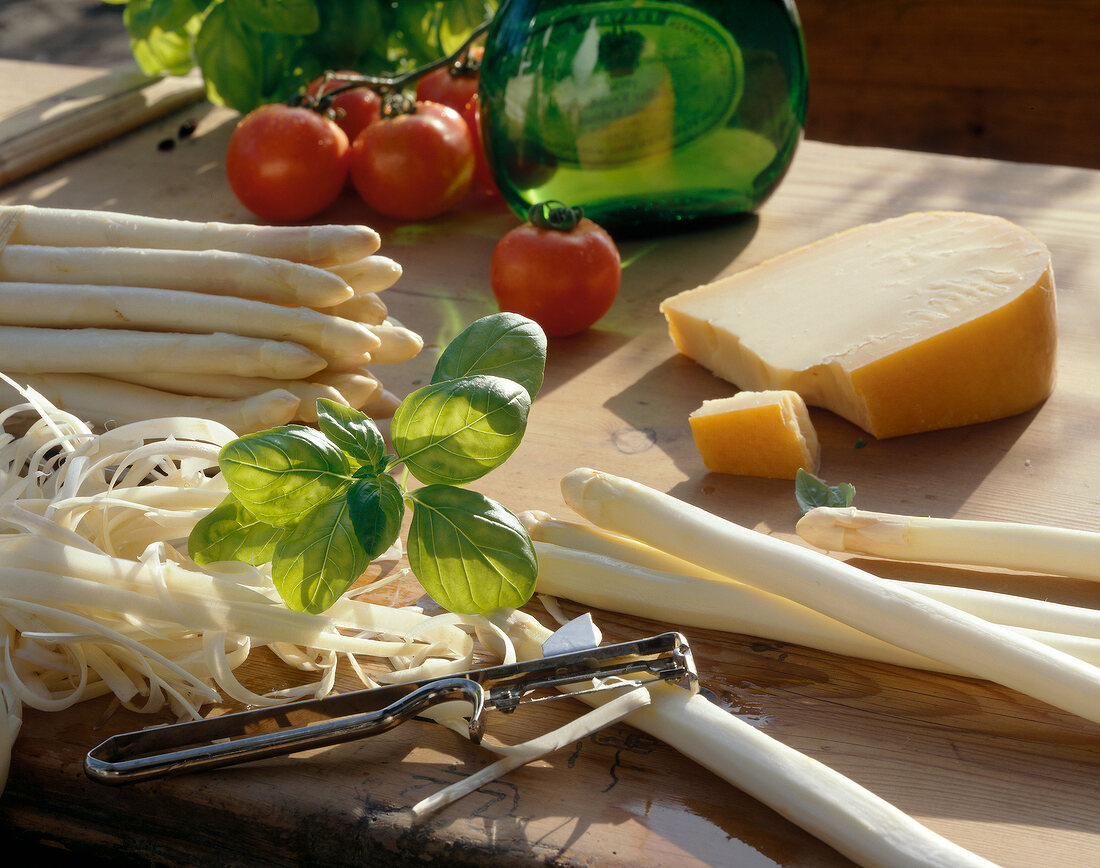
[188,493,284,567]
[220,425,352,526]
[271,497,371,614]
[406,485,537,614]
[431,312,547,400]
[347,473,405,561]
[391,374,530,486]
[231,0,320,35]
[195,1,268,111]
[795,469,856,515]
[316,398,388,472]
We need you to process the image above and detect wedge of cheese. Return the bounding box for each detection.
[689,390,820,478]
[661,212,1057,439]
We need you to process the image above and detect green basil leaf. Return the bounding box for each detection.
[316,398,387,473]
[347,473,405,560]
[431,312,547,400]
[195,2,267,111]
[795,469,856,515]
[188,493,284,567]
[407,485,537,614]
[228,0,320,34]
[391,374,530,486]
[271,497,370,613]
[220,425,352,526]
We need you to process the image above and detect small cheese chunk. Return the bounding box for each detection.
[689,390,820,479]
[661,212,1057,439]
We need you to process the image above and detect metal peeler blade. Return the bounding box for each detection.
[84,631,697,785]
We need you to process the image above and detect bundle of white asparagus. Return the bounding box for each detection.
[0,205,423,432]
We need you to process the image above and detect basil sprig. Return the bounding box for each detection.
[189,312,546,615]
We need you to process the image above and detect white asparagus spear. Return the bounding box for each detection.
[321,291,389,325]
[0,245,353,307]
[323,254,403,294]
[560,468,1100,726]
[106,372,347,421]
[524,513,1100,642]
[363,322,424,365]
[0,282,379,370]
[798,506,1100,582]
[530,540,1100,672]
[309,370,381,410]
[359,386,401,419]
[493,608,999,868]
[0,327,325,379]
[0,205,379,266]
[0,374,299,433]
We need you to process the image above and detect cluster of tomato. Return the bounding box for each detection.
[225,50,497,225]
[225,51,621,338]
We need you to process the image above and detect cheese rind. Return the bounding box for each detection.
[689,390,820,478]
[660,212,1057,438]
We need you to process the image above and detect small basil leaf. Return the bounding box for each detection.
[271,497,370,614]
[431,312,547,400]
[347,473,405,561]
[221,425,352,526]
[795,469,857,515]
[187,493,284,567]
[316,398,387,472]
[407,485,537,614]
[230,0,320,35]
[391,374,530,486]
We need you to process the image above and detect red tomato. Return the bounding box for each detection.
[490,204,621,337]
[225,104,349,223]
[350,100,474,221]
[415,45,483,113]
[305,71,381,142]
[459,93,503,205]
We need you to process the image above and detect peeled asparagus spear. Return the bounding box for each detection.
[0,282,379,370]
[0,205,379,266]
[1,374,299,433]
[0,327,325,379]
[0,245,353,307]
[524,513,1100,642]
[323,254,403,294]
[798,506,1100,582]
[561,468,1100,726]
[493,608,999,868]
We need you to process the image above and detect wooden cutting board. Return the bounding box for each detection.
[0,58,204,187]
[1,61,1099,868]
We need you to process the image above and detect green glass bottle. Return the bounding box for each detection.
[479,0,808,235]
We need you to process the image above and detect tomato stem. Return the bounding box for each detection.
[381,92,417,118]
[527,201,584,232]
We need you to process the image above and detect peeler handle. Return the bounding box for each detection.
[84,677,484,785]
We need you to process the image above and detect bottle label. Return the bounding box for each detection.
[509,2,744,167]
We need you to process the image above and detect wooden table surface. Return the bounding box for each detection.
[1,61,1099,867]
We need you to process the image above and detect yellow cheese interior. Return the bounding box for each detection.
[689,390,820,479]
[661,212,1057,438]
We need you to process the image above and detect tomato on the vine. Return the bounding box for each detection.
[490,202,622,338]
[350,98,474,221]
[415,45,483,113]
[304,72,381,142]
[225,104,349,223]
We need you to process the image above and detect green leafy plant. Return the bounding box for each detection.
[794,469,856,515]
[106,0,496,113]
[189,312,546,615]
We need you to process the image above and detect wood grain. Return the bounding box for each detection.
[1,62,1099,867]
[797,0,1100,169]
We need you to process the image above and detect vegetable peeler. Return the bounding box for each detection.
[84,631,698,785]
